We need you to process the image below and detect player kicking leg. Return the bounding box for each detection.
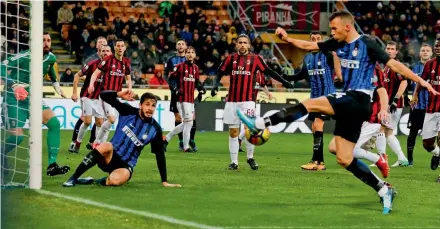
[240,12,438,213]
[63,90,180,188]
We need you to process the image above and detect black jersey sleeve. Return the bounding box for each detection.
[150,123,167,182]
[317,38,345,52]
[363,36,390,65]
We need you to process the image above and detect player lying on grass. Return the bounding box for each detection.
[237,11,438,214]
[63,90,181,188]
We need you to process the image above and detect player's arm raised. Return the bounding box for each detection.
[276,27,320,51]
[100,90,137,116]
[150,129,181,188]
[256,55,293,88]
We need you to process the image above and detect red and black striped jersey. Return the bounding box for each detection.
[369,64,385,124]
[170,61,200,103]
[98,55,131,92]
[80,59,102,99]
[383,65,404,108]
[218,53,269,102]
[252,70,267,101]
[421,58,440,113]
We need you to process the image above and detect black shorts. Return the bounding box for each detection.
[407,109,426,130]
[97,153,133,179]
[169,92,179,113]
[307,112,330,121]
[326,91,372,143]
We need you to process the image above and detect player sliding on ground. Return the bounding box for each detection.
[163,47,205,152]
[1,33,70,179]
[237,11,438,214]
[211,34,294,170]
[63,90,181,188]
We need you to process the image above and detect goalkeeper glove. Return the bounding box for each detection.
[12,84,29,101]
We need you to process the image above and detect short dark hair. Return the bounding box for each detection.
[386,41,397,47]
[186,46,196,53]
[115,39,124,44]
[177,38,187,44]
[140,92,158,104]
[421,43,432,49]
[237,34,250,42]
[310,31,322,37]
[43,32,50,36]
[329,10,354,24]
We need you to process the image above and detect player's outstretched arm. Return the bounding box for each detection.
[125,74,132,91]
[100,90,137,116]
[276,27,320,51]
[263,66,294,88]
[386,59,439,95]
[150,129,182,188]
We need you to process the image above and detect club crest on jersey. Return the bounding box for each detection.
[352,48,358,57]
[142,134,147,140]
[233,60,237,64]
[384,77,390,82]
[100,61,106,66]
[112,64,116,68]
[247,60,250,65]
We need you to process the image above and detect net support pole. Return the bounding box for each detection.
[29,0,44,190]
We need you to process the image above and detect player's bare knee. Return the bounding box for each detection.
[336,154,352,167]
[384,128,393,137]
[314,119,324,131]
[83,117,92,126]
[108,116,117,124]
[107,169,130,186]
[42,109,55,124]
[97,142,113,155]
[95,118,104,127]
[229,127,239,138]
[174,113,182,122]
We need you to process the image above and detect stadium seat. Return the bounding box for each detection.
[119,1,130,7]
[205,10,217,16]
[124,7,135,16]
[144,74,154,80]
[220,76,230,87]
[155,64,165,71]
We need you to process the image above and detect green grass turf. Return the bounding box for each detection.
[2,130,440,228]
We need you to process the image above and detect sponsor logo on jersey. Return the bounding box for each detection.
[122,125,144,147]
[340,59,360,69]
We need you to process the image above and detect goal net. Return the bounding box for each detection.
[1,0,43,189]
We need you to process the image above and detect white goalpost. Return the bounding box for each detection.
[0,0,43,189]
[29,0,43,190]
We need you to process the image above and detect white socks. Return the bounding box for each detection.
[376,133,387,155]
[166,123,184,142]
[387,135,407,161]
[96,120,112,144]
[353,147,380,163]
[183,121,193,150]
[244,138,255,159]
[95,125,101,142]
[76,123,89,143]
[429,145,440,156]
[229,136,239,164]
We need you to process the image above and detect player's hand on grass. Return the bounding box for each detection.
[12,84,28,101]
[71,93,78,102]
[275,27,288,40]
[162,182,182,188]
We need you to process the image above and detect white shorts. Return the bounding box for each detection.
[99,96,117,117]
[390,108,403,134]
[177,102,194,121]
[223,101,256,126]
[356,122,381,148]
[81,97,105,118]
[422,113,440,139]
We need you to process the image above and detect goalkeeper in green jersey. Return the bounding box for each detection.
[1,32,70,178]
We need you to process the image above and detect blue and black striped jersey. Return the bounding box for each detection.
[164,55,186,86]
[412,61,428,110]
[303,52,336,98]
[100,91,167,182]
[318,35,390,94]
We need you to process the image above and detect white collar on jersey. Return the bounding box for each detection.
[347,34,362,44]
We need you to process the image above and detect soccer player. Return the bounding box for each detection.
[69,36,107,152]
[88,39,132,146]
[165,39,198,152]
[1,32,70,177]
[69,45,112,153]
[407,44,433,165]
[286,31,342,171]
[413,38,440,173]
[380,41,409,167]
[342,64,390,178]
[237,11,438,214]
[164,47,205,152]
[63,90,181,188]
[211,34,294,170]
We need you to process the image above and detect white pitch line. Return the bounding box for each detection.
[34,189,222,229]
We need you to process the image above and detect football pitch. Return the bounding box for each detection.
[2,131,440,229]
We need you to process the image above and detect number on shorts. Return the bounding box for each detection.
[246,109,255,117]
